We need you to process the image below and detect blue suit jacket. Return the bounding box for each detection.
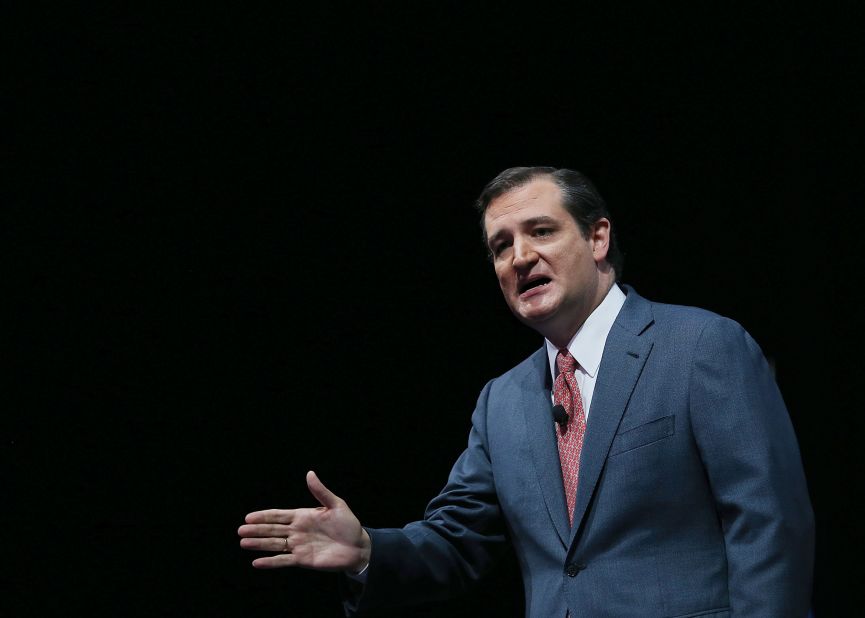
[346,286,814,617]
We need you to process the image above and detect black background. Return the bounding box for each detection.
[6,3,864,616]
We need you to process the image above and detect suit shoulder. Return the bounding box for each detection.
[645,298,745,334]
[641,298,764,363]
[619,285,745,340]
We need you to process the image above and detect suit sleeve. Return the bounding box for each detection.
[342,380,509,616]
[689,316,815,616]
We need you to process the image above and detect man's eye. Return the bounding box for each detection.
[534,228,553,237]
[492,241,511,256]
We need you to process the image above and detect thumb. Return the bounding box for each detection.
[306,470,341,509]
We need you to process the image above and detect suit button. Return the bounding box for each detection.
[566,563,585,577]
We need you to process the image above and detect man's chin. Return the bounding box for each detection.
[514,305,556,326]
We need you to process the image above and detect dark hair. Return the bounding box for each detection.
[474,166,624,278]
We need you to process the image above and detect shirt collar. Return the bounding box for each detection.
[546,283,627,379]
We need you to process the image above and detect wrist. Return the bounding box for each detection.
[348,529,371,574]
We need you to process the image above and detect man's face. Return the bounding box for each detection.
[484,177,610,345]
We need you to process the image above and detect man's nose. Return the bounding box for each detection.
[512,239,539,269]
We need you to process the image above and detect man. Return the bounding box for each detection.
[238,167,815,616]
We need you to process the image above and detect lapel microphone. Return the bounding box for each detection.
[552,404,568,428]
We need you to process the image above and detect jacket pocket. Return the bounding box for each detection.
[608,415,675,456]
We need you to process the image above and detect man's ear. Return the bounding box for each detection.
[590,218,611,263]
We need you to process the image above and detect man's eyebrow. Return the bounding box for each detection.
[487,215,560,246]
[523,215,558,226]
[487,229,507,246]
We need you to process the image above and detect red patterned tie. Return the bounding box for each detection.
[554,349,586,526]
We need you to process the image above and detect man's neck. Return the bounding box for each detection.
[545,279,617,349]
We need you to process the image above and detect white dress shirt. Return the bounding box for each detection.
[544,283,627,420]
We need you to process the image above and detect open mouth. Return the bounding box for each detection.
[519,277,551,294]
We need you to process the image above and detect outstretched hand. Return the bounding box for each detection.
[238,471,371,572]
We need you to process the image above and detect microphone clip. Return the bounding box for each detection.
[552,404,568,428]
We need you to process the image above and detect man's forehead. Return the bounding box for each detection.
[491,178,560,207]
[485,180,568,228]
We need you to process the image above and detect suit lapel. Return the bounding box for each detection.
[521,350,571,548]
[570,288,655,543]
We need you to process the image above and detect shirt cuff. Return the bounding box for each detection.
[345,562,369,583]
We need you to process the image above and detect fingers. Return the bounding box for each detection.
[252,554,299,569]
[244,509,294,525]
[237,523,292,538]
[240,471,348,570]
[243,471,341,526]
[239,535,293,553]
[306,470,341,509]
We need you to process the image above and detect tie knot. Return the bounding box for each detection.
[556,349,576,374]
